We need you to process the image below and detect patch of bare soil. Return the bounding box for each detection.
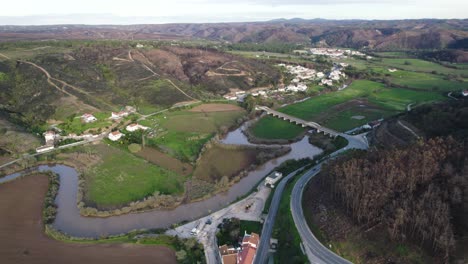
[189,103,244,112]
[0,175,177,264]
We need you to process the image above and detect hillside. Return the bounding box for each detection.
[0,42,280,129]
[1,19,467,51]
[305,100,468,263]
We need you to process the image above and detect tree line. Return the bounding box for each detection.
[322,137,467,261]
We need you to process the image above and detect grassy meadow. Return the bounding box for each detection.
[250,116,306,140]
[58,112,114,135]
[251,80,446,137]
[83,144,185,208]
[141,104,246,161]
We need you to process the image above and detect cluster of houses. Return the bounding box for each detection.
[281,63,348,88]
[107,123,149,141]
[219,232,260,264]
[309,48,373,60]
[222,62,349,101]
[81,106,136,124]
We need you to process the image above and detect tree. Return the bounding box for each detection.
[175,250,187,262]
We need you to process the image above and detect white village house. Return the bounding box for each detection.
[462,90,468,97]
[81,113,97,123]
[44,131,57,144]
[126,123,149,132]
[111,111,129,120]
[265,171,283,187]
[108,131,124,141]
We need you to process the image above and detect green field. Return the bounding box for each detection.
[251,80,445,137]
[323,107,395,132]
[84,144,185,208]
[142,105,246,161]
[250,116,306,140]
[374,58,468,76]
[58,112,113,135]
[386,70,467,91]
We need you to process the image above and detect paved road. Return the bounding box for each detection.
[253,167,305,264]
[289,136,368,264]
[254,133,368,264]
[291,164,351,264]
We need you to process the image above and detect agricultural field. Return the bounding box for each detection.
[374,58,468,76]
[385,70,467,91]
[0,174,177,264]
[141,103,246,162]
[251,80,445,137]
[83,144,185,209]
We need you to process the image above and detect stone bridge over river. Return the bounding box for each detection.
[256,106,340,137]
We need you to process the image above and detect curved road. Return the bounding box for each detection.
[254,134,367,264]
[290,136,368,264]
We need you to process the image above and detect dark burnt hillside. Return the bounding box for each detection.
[315,100,468,262]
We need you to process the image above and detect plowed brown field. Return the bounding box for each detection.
[0,174,177,264]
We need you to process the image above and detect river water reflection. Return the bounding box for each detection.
[1,126,322,237]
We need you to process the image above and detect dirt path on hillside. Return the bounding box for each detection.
[0,175,177,264]
[0,52,11,60]
[18,60,113,110]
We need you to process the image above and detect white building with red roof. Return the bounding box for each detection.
[81,113,97,123]
[462,90,468,97]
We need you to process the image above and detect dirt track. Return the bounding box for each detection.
[0,175,177,264]
[189,103,244,112]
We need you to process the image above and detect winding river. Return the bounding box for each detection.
[0,126,322,238]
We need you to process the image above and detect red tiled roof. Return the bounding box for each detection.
[222,254,237,264]
[238,246,256,264]
[111,131,121,135]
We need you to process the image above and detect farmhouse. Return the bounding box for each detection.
[265,171,283,187]
[108,131,123,141]
[111,111,129,120]
[43,131,57,145]
[81,113,97,123]
[126,123,149,132]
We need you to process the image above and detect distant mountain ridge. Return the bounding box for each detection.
[0,18,467,50]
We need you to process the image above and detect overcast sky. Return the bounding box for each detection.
[0,0,467,25]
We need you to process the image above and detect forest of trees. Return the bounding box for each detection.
[323,137,468,261]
